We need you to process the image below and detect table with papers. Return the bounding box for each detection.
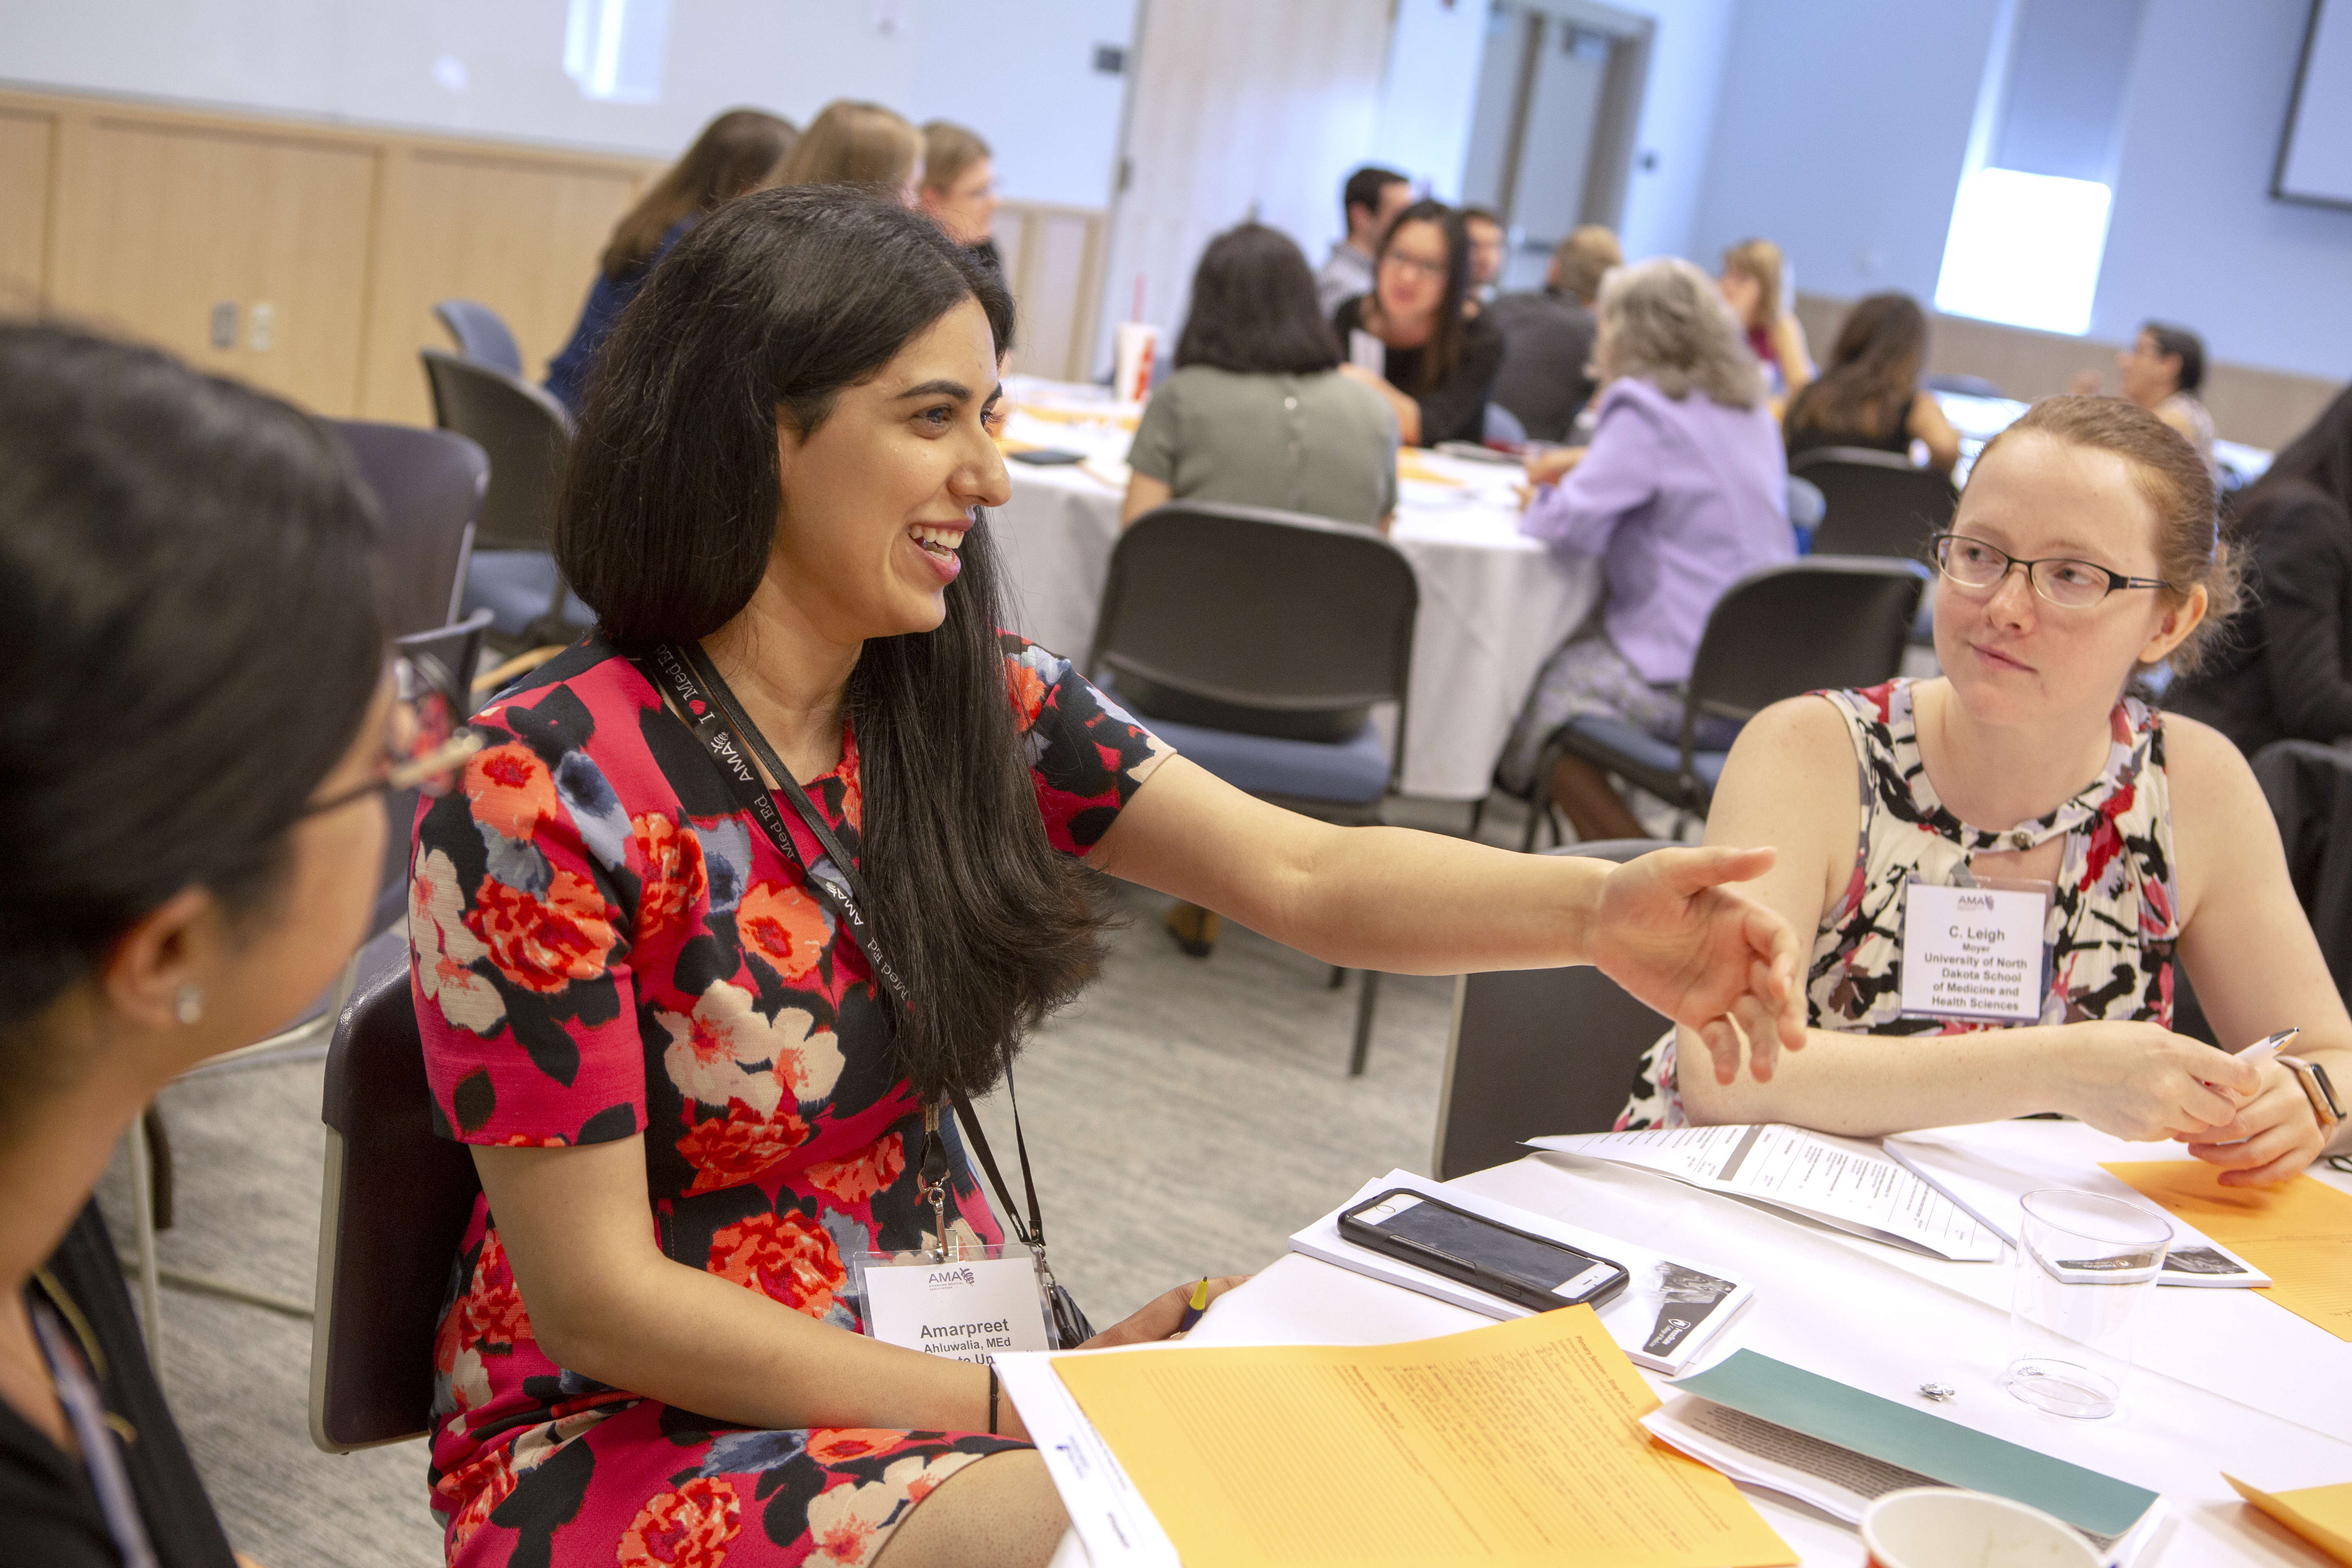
[1030,1119,2352,1566]
[988,377,1601,802]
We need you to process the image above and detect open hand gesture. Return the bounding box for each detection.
[1583,846,1805,1085]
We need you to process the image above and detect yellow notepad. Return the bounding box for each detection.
[1050,1306,1795,1568]
[2103,1162,2352,1342]
[2225,1474,2352,1566]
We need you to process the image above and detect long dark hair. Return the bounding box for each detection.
[1787,292,1927,442]
[1175,223,1340,376]
[1372,199,1471,394]
[558,188,1103,1101]
[601,109,797,280]
[0,324,382,1116]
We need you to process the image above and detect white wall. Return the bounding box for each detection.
[0,0,1138,207]
[2096,0,2352,381]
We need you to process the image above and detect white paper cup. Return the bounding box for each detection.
[1862,1488,2101,1568]
[1112,322,1159,403]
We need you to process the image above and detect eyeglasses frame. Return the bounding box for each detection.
[1929,532,2174,608]
[301,651,486,817]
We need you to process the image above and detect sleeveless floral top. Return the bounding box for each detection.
[1618,679,2180,1128]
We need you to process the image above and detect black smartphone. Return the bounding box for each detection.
[1339,1188,1630,1312]
[1007,447,1087,465]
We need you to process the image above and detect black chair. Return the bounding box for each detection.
[2252,739,2352,1011]
[434,298,523,378]
[310,965,482,1452]
[419,347,588,649]
[325,419,487,640]
[1789,446,1956,559]
[1532,557,1929,846]
[1088,501,1418,1075]
[1434,840,1669,1178]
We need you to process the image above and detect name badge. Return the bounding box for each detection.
[1899,880,2049,1022]
[855,1250,1054,1364]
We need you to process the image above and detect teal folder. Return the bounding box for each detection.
[1673,1350,2160,1538]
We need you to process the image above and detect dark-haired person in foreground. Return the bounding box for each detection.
[2168,382,2352,753]
[1332,200,1505,447]
[1121,222,1396,529]
[545,108,797,413]
[0,324,474,1563]
[412,188,1809,1567]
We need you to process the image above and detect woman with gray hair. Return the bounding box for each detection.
[1500,256,1795,839]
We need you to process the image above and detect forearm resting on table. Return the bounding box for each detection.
[474,1143,1009,1438]
[1676,1023,2078,1135]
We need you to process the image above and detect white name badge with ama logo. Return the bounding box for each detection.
[854,1250,1055,1364]
[1899,879,2051,1022]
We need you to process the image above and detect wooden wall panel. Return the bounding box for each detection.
[1,87,1109,424]
[0,108,54,307]
[50,115,377,414]
[1797,291,2344,452]
[360,147,650,424]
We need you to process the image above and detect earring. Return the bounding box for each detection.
[174,985,203,1026]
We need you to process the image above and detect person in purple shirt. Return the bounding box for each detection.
[1500,256,1794,839]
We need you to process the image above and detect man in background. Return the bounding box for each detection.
[1488,224,1623,443]
[1316,165,1412,317]
[1463,206,1507,305]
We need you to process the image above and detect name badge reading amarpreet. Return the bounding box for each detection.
[853,1250,1055,1364]
[1898,880,2051,1022]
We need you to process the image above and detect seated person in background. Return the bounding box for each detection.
[1332,200,1506,448]
[1623,394,2352,1184]
[1462,205,1507,304]
[1316,165,1412,318]
[1783,292,1961,472]
[776,98,924,203]
[546,108,795,412]
[2168,382,2352,753]
[414,187,1811,1567]
[1499,257,1794,840]
[1490,224,1622,443]
[1123,222,1397,529]
[2075,321,2217,474]
[1717,237,1812,400]
[0,324,452,1560]
[919,119,1002,273]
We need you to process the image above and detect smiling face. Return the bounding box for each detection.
[768,296,1011,643]
[1935,430,2204,729]
[1375,218,1451,333]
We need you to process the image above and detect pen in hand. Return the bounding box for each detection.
[1173,1276,1211,1338]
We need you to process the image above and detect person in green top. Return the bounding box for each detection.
[1122,222,1399,532]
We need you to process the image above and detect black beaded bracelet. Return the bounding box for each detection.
[987,1365,1000,1435]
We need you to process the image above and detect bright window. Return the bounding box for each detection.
[1932,167,2113,336]
[564,0,670,105]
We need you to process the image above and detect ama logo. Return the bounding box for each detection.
[1955,892,1996,911]
[928,1267,977,1290]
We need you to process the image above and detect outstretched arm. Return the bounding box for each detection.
[1088,755,1804,1083]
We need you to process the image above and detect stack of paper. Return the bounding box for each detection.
[1646,1350,2167,1567]
[1532,1126,2003,1261]
[1884,1124,2270,1286]
[1288,1169,1755,1374]
[1004,1307,1796,1568]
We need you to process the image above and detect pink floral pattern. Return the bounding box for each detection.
[410,633,1166,1565]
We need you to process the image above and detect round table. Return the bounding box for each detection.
[988,379,1601,802]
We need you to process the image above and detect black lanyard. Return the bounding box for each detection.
[641,642,1052,1255]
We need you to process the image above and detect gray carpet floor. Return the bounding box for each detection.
[91,793,1534,1568]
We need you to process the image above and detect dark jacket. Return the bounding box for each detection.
[1487,288,1599,443]
[2169,480,2352,754]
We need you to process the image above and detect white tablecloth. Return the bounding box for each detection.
[1188,1123,2352,1566]
[989,383,1601,802]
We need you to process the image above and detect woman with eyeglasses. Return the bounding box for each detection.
[1331,199,1504,447]
[1616,394,2352,1185]
[0,324,479,1564]
[407,188,1812,1568]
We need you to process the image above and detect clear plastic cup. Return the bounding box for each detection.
[2002,1189,2172,1419]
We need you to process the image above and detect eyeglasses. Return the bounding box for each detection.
[303,653,486,817]
[1931,533,2173,610]
[1380,250,1449,282]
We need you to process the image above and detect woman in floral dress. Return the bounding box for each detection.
[1620,395,2352,1188]
[410,188,1815,1567]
